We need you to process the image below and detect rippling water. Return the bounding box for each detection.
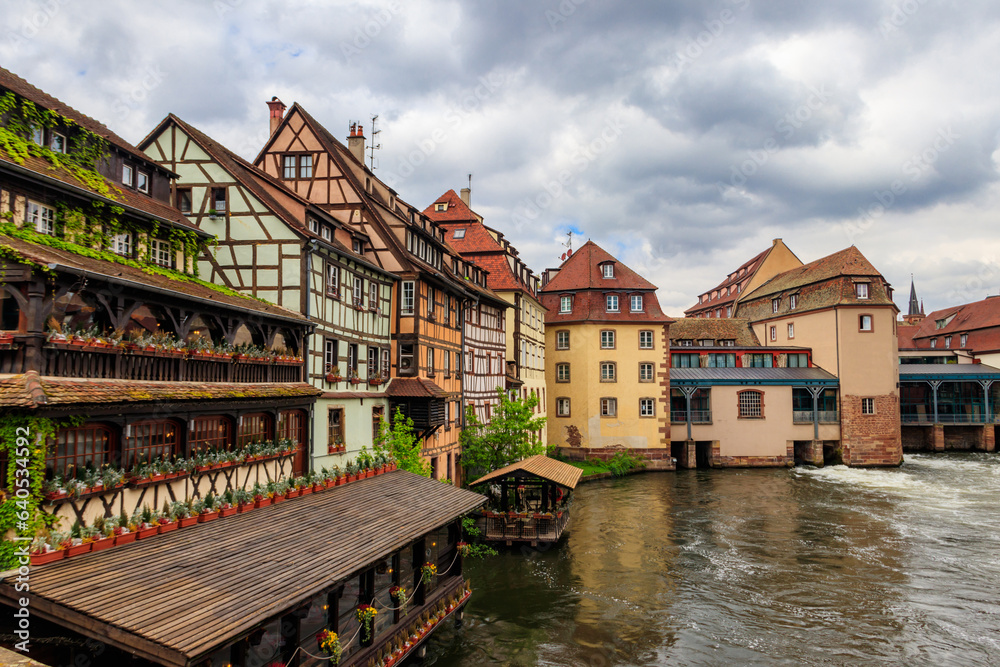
[424,454,1000,666]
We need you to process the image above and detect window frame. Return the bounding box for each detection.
[282,155,297,179]
[639,362,655,382]
[136,171,149,194]
[601,263,614,279]
[606,294,619,313]
[861,397,876,415]
[176,187,192,214]
[401,281,415,315]
[855,282,870,299]
[639,398,655,418]
[639,330,654,349]
[150,238,173,268]
[556,363,570,382]
[559,295,572,313]
[630,294,643,312]
[600,329,616,349]
[26,200,55,235]
[600,397,618,417]
[326,263,340,298]
[787,323,795,339]
[737,389,764,419]
[859,314,874,332]
[299,154,313,179]
[555,330,570,350]
[600,361,617,382]
[328,407,346,453]
[556,397,571,417]
[122,164,134,187]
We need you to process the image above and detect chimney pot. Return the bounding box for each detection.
[266,97,286,136]
[460,187,471,207]
[348,121,366,163]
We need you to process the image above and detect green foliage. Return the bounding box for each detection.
[374,408,429,477]
[459,388,547,484]
[606,451,647,477]
[460,515,497,559]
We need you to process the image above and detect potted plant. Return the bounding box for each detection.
[316,629,342,665]
[65,520,92,557]
[390,586,408,615]
[219,489,238,517]
[252,482,271,508]
[158,500,179,533]
[349,369,362,385]
[113,510,136,545]
[234,487,253,513]
[91,516,115,552]
[29,531,65,565]
[197,492,221,522]
[172,500,198,528]
[325,365,342,383]
[421,562,438,585]
[356,604,378,644]
[135,506,160,539]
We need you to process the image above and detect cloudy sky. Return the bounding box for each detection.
[4,0,1000,315]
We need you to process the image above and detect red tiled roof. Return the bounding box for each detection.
[440,221,503,255]
[743,246,884,299]
[475,254,522,292]
[684,247,769,316]
[905,296,1000,353]
[423,189,480,223]
[0,372,320,409]
[541,240,658,293]
[898,323,920,349]
[384,377,451,398]
[540,290,670,325]
[668,318,761,346]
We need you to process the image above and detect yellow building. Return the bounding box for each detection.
[540,241,672,466]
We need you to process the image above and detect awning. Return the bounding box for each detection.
[468,455,583,490]
[0,471,486,666]
[900,363,1000,382]
[670,366,839,386]
[384,377,451,398]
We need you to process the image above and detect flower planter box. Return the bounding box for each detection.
[178,516,199,528]
[237,502,254,514]
[349,379,362,385]
[31,550,65,566]
[219,506,238,518]
[114,532,136,546]
[158,521,179,534]
[136,525,160,540]
[66,542,92,558]
[91,537,115,553]
[286,489,301,498]
[198,511,221,523]
[129,473,166,487]
[254,497,272,509]
[272,494,286,504]
[43,490,69,502]
[299,486,313,496]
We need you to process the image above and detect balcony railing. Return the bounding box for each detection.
[901,412,1000,424]
[670,410,712,423]
[793,410,839,423]
[477,510,570,544]
[2,341,301,383]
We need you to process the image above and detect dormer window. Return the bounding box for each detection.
[308,218,319,234]
[601,263,614,279]
[931,338,937,348]
[790,294,798,310]
[122,165,134,187]
[855,283,870,299]
[352,238,362,254]
[50,132,65,154]
[137,171,149,194]
[112,233,132,257]
[321,226,332,241]
[560,295,572,313]
[454,229,466,239]
[26,201,54,235]
[961,333,968,347]
[30,126,44,146]
[606,295,619,312]
[435,203,447,212]
[150,239,173,268]
[772,298,780,313]
[630,295,643,312]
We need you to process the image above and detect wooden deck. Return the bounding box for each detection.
[0,471,485,667]
[477,510,571,546]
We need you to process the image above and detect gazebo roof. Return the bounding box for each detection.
[468,455,582,490]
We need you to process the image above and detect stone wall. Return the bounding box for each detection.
[840,393,903,466]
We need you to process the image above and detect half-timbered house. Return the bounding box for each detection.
[0,67,318,534]
[139,114,395,471]
[254,102,484,483]
[424,189,545,439]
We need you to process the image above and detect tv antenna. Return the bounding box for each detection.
[368,114,381,170]
[560,231,574,261]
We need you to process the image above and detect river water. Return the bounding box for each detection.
[425,454,1000,666]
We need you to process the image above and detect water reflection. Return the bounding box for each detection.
[426,454,1000,666]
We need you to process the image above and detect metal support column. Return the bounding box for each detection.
[679,386,698,441]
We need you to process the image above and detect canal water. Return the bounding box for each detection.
[425,454,1000,666]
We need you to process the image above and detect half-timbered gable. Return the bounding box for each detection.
[139,114,395,470]
[255,102,478,483]
[0,69,319,542]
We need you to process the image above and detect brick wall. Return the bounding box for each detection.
[901,425,932,451]
[711,441,794,468]
[840,393,903,466]
[555,446,675,470]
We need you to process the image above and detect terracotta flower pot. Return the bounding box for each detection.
[220,506,237,517]
[114,532,136,546]
[237,502,253,514]
[254,497,271,509]
[158,521,179,534]
[30,550,65,566]
[91,537,115,552]
[198,511,220,523]
[136,525,159,540]
[66,542,92,558]
[300,486,313,496]
[178,516,199,528]
[272,494,285,504]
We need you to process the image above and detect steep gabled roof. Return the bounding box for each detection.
[910,297,1000,340]
[685,247,769,315]
[741,246,883,300]
[541,241,658,293]
[468,455,582,489]
[424,189,481,223]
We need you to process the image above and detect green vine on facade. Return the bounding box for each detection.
[0,91,118,200]
[0,414,60,570]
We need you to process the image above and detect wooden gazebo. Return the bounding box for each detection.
[468,455,582,546]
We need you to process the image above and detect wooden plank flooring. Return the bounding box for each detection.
[1,471,485,665]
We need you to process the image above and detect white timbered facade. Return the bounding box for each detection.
[464,295,508,423]
[140,115,394,470]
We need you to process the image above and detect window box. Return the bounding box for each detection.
[29,547,65,566]
[197,509,221,523]
[135,524,160,540]
[178,515,200,528]
[90,536,115,553]
[325,371,342,383]
[253,496,272,509]
[113,531,137,545]
[157,520,179,534]
[65,542,92,558]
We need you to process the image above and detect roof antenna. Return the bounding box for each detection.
[560,231,574,261]
[368,114,381,170]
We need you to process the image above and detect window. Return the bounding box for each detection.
[678,339,693,346]
[46,424,113,478]
[787,353,808,368]
[299,155,313,178]
[124,420,179,468]
[862,398,875,414]
[630,295,643,312]
[177,188,192,213]
[738,390,763,418]
[348,343,359,375]
[444,401,451,429]
[324,338,338,374]
[556,397,571,417]
[150,239,172,267]
[453,229,466,239]
[639,362,655,381]
[601,263,614,278]
[944,336,952,349]
[321,225,332,241]
[137,171,149,193]
[560,296,572,313]
[789,294,798,310]
[600,397,617,417]
[381,348,390,377]
[726,305,733,317]
[50,132,65,153]
[30,126,43,145]
[856,283,870,299]
[859,314,873,332]
[427,347,435,375]
[770,326,777,342]
[707,353,736,368]
[326,264,339,297]
[715,309,721,318]
[672,353,699,368]
[238,413,273,445]
[746,353,773,368]
[26,201,54,235]
[600,362,616,382]
[787,323,795,339]
[372,406,384,443]
[369,281,378,311]
[308,218,319,234]
[427,287,436,319]
[189,416,232,453]
[122,164,134,186]
[353,275,364,307]
[640,398,655,417]
[930,338,937,348]
[328,408,345,452]
[606,295,619,312]
[211,187,227,212]
[283,155,296,179]
[401,281,415,315]
[556,330,570,350]
[556,363,570,382]
[639,330,654,349]
[772,298,780,313]
[353,238,362,254]
[719,339,735,347]
[435,202,447,212]
[398,342,415,375]
[112,232,132,257]
[699,339,714,347]
[961,334,968,347]
[600,330,616,349]
[368,346,379,380]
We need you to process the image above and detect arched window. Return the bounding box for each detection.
[185,314,224,344]
[189,415,233,453]
[49,290,111,334]
[125,303,174,337]
[46,423,114,478]
[271,328,299,356]
[123,420,180,468]
[238,412,273,445]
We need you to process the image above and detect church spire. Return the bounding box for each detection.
[908,275,920,317]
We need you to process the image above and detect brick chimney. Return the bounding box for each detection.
[460,187,471,207]
[266,97,286,136]
[348,122,365,163]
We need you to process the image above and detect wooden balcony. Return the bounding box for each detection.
[476,510,571,546]
[0,339,302,383]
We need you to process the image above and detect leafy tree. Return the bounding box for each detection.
[460,388,547,484]
[375,408,430,477]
